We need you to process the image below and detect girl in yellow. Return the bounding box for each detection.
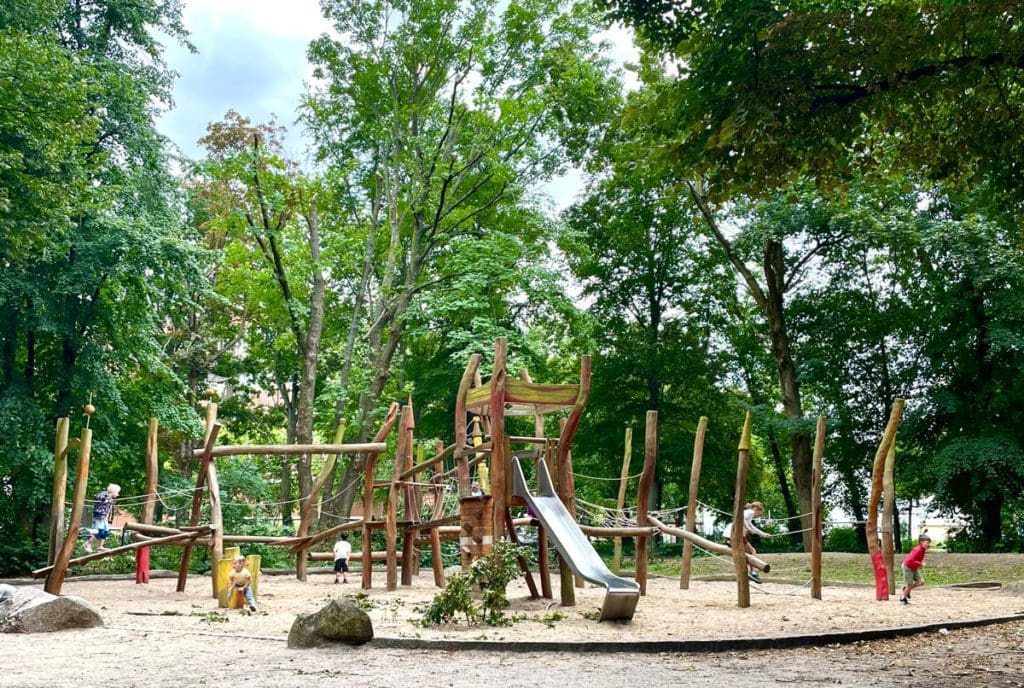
[229,555,257,611]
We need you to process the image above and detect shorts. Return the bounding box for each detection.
[334,558,349,573]
[92,517,110,539]
[902,565,923,586]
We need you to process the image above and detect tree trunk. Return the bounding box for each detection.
[980,495,1002,549]
[294,202,326,525]
[763,240,812,551]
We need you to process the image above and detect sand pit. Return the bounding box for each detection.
[47,569,1022,645]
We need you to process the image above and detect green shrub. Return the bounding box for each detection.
[824,527,867,553]
[417,541,531,627]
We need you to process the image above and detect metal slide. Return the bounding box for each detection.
[511,457,640,621]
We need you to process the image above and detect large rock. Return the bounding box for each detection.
[0,585,103,633]
[287,598,373,648]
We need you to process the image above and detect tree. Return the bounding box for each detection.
[305,0,620,517]
[193,112,329,525]
[602,1,1024,205]
[0,0,201,558]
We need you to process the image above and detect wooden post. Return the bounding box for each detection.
[387,404,412,591]
[537,442,553,599]
[489,337,508,542]
[612,427,632,575]
[680,416,708,590]
[45,424,92,595]
[731,412,752,608]
[177,423,221,593]
[207,461,224,599]
[47,417,71,566]
[811,415,825,600]
[142,418,159,525]
[401,408,419,585]
[296,420,346,582]
[635,411,657,595]
[882,442,897,596]
[362,402,400,590]
[203,403,220,597]
[556,423,575,606]
[867,399,904,601]
[453,354,481,498]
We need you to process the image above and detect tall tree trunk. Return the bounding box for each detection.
[980,495,1002,549]
[281,379,298,529]
[763,240,812,551]
[294,202,326,524]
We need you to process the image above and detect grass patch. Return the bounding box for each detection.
[637,551,1024,585]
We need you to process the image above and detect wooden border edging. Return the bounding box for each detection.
[370,613,1024,654]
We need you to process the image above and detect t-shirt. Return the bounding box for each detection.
[333,539,352,561]
[229,566,252,589]
[92,491,115,519]
[903,544,927,570]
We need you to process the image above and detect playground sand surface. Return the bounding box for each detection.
[47,570,1023,644]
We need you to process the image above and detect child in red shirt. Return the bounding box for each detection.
[900,534,931,604]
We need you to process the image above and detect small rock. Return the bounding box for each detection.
[938,628,949,635]
[287,598,373,649]
[0,586,103,633]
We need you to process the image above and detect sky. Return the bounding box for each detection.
[157,0,639,211]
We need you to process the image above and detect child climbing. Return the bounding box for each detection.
[725,501,769,584]
[333,533,352,584]
[229,555,257,611]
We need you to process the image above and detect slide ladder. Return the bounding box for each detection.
[511,458,640,621]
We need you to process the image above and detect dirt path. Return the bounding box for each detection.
[3,571,1023,687]
[2,619,1022,687]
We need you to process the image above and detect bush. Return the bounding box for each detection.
[824,527,867,553]
[418,541,531,627]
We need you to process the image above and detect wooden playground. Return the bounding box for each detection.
[33,336,1008,638]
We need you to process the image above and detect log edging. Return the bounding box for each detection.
[371,612,1024,654]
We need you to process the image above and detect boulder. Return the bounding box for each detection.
[0,586,103,633]
[288,598,373,648]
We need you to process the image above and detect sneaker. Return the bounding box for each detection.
[900,597,909,605]
[334,579,339,584]
[748,572,762,584]
[83,543,93,553]
[98,546,110,552]
[248,604,257,612]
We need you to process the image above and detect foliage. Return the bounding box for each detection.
[418,542,531,626]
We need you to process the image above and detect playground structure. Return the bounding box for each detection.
[36,337,909,620]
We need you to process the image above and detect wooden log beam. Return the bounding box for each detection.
[731,412,753,608]
[45,425,91,595]
[177,423,220,593]
[296,420,346,582]
[34,529,210,577]
[579,525,658,538]
[811,415,825,600]
[308,551,388,562]
[681,416,708,590]
[648,516,770,572]
[191,442,386,458]
[125,522,182,537]
[396,443,456,481]
[289,519,363,554]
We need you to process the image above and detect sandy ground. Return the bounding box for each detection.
[23,569,1021,644]
[3,570,1024,688]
